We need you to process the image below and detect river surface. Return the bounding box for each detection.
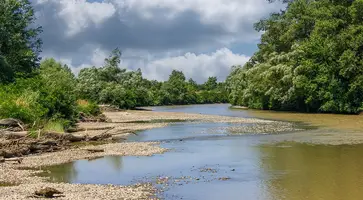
[43,104,363,200]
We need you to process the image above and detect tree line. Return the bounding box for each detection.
[226,0,363,114]
[0,0,227,130]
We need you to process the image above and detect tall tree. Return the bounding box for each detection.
[161,70,188,105]
[0,0,42,80]
[227,0,363,113]
[203,77,218,90]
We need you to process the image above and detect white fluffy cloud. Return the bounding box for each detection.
[141,48,249,82]
[32,0,283,81]
[112,0,279,31]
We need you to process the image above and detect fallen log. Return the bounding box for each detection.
[111,134,128,141]
[63,133,86,142]
[68,126,113,133]
[33,187,64,198]
[0,131,28,139]
[0,119,24,130]
[88,127,115,141]
[0,157,23,163]
[85,149,104,153]
[89,133,112,141]
[87,156,104,161]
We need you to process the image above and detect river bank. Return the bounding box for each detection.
[2,106,363,199]
[0,108,296,200]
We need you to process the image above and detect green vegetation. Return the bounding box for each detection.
[76,48,228,109]
[0,0,227,130]
[0,0,42,81]
[227,0,363,114]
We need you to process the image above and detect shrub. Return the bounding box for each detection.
[0,81,47,123]
[76,99,101,116]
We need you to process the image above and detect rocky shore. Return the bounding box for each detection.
[0,109,296,200]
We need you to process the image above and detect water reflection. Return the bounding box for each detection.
[259,143,363,200]
[44,162,78,183]
[41,104,363,199]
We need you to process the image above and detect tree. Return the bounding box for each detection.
[160,70,188,105]
[39,59,77,119]
[203,77,218,90]
[0,55,13,83]
[0,0,42,79]
[227,0,363,113]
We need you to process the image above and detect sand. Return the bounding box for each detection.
[1,108,347,199]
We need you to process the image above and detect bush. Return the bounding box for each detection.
[0,80,47,123]
[43,120,65,133]
[0,59,79,126]
[76,100,101,116]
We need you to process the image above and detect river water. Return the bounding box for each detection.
[42,104,363,200]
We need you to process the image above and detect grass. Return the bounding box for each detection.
[77,99,101,116]
[43,121,65,133]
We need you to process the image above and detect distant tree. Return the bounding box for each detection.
[187,78,198,90]
[161,70,188,105]
[203,77,218,90]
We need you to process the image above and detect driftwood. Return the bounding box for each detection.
[88,127,115,141]
[63,133,86,142]
[87,156,104,161]
[67,126,113,133]
[111,134,128,141]
[85,149,104,153]
[89,133,112,141]
[33,187,64,198]
[0,119,24,130]
[0,131,28,139]
[0,157,23,163]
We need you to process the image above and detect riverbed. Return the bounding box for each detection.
[40,104,363,200]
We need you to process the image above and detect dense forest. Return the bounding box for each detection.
[0,0,227,130]
[227,0,363,114]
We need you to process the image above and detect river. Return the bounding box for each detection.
[41,104,363,200]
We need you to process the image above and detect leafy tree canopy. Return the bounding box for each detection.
[0,0,42,81]
[227,0,363,113]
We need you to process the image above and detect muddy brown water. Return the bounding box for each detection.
[41,104,363,200]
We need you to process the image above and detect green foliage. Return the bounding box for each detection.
[0,59,78,124]
[0,81,47,123]
[77,53,228,108]
[77,49,154,109]
[159,70,188,105]
[76,100,101,116]
[0,0,42,80]
[227,0,363,114]
[43,120,65,133]
[0,55,14,83]
[39,59,77,119]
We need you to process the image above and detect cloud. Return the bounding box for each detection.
[140,48,250,83]
[65,48,250,83]
[31,0,283,81]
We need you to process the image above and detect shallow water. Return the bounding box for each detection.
[43,104,363,200]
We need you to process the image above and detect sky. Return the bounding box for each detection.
[32,0,284,83]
